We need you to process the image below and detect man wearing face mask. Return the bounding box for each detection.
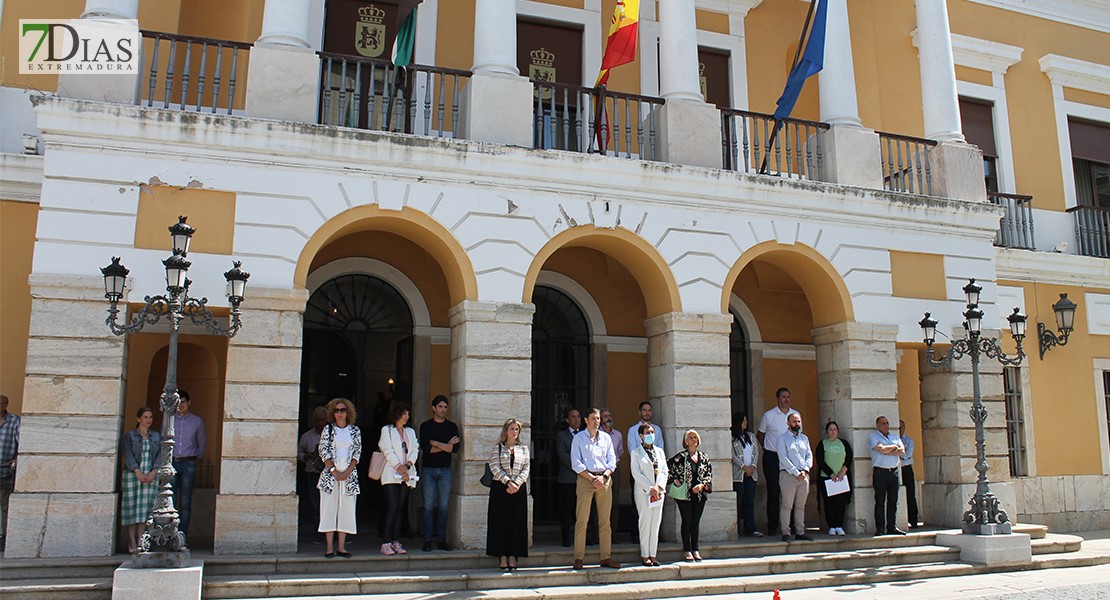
[778,412,813,542]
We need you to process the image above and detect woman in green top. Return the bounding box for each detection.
[815,421,854,536]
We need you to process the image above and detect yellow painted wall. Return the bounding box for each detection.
[889,251,947,300]
[954,65,992,87]
[997,280,1110,476]
[1064,88,1110,110]
[695,9,730,35]
[761,358,819,438]
[436,0,474,71]
[896,347,924,481]
[744,0,819,119]
[606,350,648,473]
[430,343,451,400]
[543,246,648,337]
[733,261,815,344]
[135,186,236,255]
[308,230,453,327]
[0,0,84,90]
[0,200,37,413]
[536,0,584,8]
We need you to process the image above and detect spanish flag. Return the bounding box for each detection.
[596,0,640,87]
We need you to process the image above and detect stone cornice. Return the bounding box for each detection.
[950,34,1023,75]
[965,0,1110,35]
[994,247,1110,289]
[0,153,44,203]
[30,95,1004,241]
[697,0,763,18]
[1039,54,1110,96]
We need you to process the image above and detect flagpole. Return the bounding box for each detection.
[593,84,609,154]
[760,0,819,175]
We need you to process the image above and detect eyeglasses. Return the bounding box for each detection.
[334,407,348,413]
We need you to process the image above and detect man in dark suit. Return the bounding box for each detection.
[555,408,582,547]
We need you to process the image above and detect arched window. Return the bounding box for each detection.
[729,308,750,418]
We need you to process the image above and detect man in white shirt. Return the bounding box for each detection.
[570,408,620,570]
[778,412,813,542]
[757,387,799,535]
[869,416,906,535]
[900,419,920,529]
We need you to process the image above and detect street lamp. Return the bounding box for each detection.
[918,278,1044,536]
[1038,293,1077,359]
[100,215,249,567]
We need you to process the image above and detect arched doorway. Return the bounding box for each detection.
[729,309,751,420]
[299,273,414,536]
[530,285,591,526]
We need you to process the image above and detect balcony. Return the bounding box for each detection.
[1070,205,1110,258]
[530,82,664,160]
[137,30,252,114]
[877,131,935,196]
[720,109,828,180]
[989,191,1036,251]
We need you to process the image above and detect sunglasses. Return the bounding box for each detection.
[334,407,348,413]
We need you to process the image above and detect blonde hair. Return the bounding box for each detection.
[497,418,524,446]
[681,428,701,449]
[325,397,357,425]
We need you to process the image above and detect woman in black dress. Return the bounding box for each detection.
[486,418,530,570]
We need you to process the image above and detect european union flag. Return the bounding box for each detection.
[773,0,827,122]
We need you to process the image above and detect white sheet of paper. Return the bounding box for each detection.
[649,495,663,508]
[825,477,850,496]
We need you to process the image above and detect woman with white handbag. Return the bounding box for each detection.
[378,401,419,555]
[629,423,668,567]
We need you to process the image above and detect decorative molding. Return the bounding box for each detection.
[752,342,815,361]
[596,335,648,353]
[965,0,1110,35]
[950,34,1023,75]
[729,293,763,343]
[0,153,44,203]
[1086,293,1110,336]
[994,247,1110,288]
[697,0,764,17]
[1095,358,1110,476]
[1039,54,1110,97]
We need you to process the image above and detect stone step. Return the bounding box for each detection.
[0,578,111,600]
[201,545,962,599]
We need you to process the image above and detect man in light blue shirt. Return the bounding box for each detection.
[869,416,905,535]
[777,412,813,542]
[570,408,619,570]
[900,419,920,529]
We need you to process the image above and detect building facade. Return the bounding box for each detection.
[0,0,1108,558]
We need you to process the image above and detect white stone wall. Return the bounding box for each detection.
[1014,475,1110,532]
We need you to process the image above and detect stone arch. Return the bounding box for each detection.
[307,257,432,329]
[294,206,478,306]
[522,226,682,317]
[720,241,853,327]
[536,270,607,337]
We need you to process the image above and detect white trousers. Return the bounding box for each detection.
[319,488,357,534]
[633,489,663,557]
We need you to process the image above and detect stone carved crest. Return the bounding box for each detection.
[530,47,556,101]
[699,62,708,103]
[355,5,387,58]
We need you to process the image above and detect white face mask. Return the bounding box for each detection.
[643,433,656,445]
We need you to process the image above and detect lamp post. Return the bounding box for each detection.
[101,216,249,567]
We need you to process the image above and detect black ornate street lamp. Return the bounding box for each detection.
[1038,293,1078,359]
[100,216,249,567]
[918,278,1044,535]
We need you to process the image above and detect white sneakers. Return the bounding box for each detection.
[828,527,847,536]
[380,543,395,555]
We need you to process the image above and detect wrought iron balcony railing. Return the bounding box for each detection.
[988,191,1036,250]
[1069,204,1110,258]
[317,52,471,138]
[877,131,936,196]
[531,81,664,161]
[137,30,252,114]
[720,109,828,181]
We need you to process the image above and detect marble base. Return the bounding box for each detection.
[935,531,1031,566]
[457,73,534,147]
[820,125,882,187]
[654,100,723,169]
[245,44,320,123]
[112,560,203,600]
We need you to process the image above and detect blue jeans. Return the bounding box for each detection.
[421,467,452,541]
[172,459,197,537]
[734,478,757,535]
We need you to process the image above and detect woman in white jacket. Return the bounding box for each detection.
[378,401,419,555]
[629,422,668,567]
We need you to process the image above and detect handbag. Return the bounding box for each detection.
[667,481,688,500]
[367,451,387,481]
[480,463,494,488]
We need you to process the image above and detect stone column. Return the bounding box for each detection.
[913,0,962,143]
[646,312,735,541]
[653,0,723,169]
[6,275,126,558]
[448,301,534,549]
[245,0,320,122]
[212,287,307,554]
[818,0,861,128]
[918,332,1012,529]
[457,0,534,146]
[812,322,902,534]
[56,0,141,104]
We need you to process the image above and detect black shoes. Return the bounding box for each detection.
[888,528,907,535]
[782,534,792,542]
[423,540,433,552]
[795,534,814,541]
[439,540,454,551]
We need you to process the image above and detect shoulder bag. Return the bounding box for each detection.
[480,443,500,488]
[311,425,330,472]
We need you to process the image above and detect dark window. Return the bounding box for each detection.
[959,98,998,192]
[698,47,731,108]
[1070,118,1110,209]
[1104,371,1110,456]
[519,20,584,151]
[729,310,750,419]
[1003,367,1027,477]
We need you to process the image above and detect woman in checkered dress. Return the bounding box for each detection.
[121,406,161,553]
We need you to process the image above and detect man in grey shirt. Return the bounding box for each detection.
[172,390,206,540]
[869,416,905,536]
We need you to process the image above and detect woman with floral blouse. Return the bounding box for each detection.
[667,428,713,562]
[317,397,362,558]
